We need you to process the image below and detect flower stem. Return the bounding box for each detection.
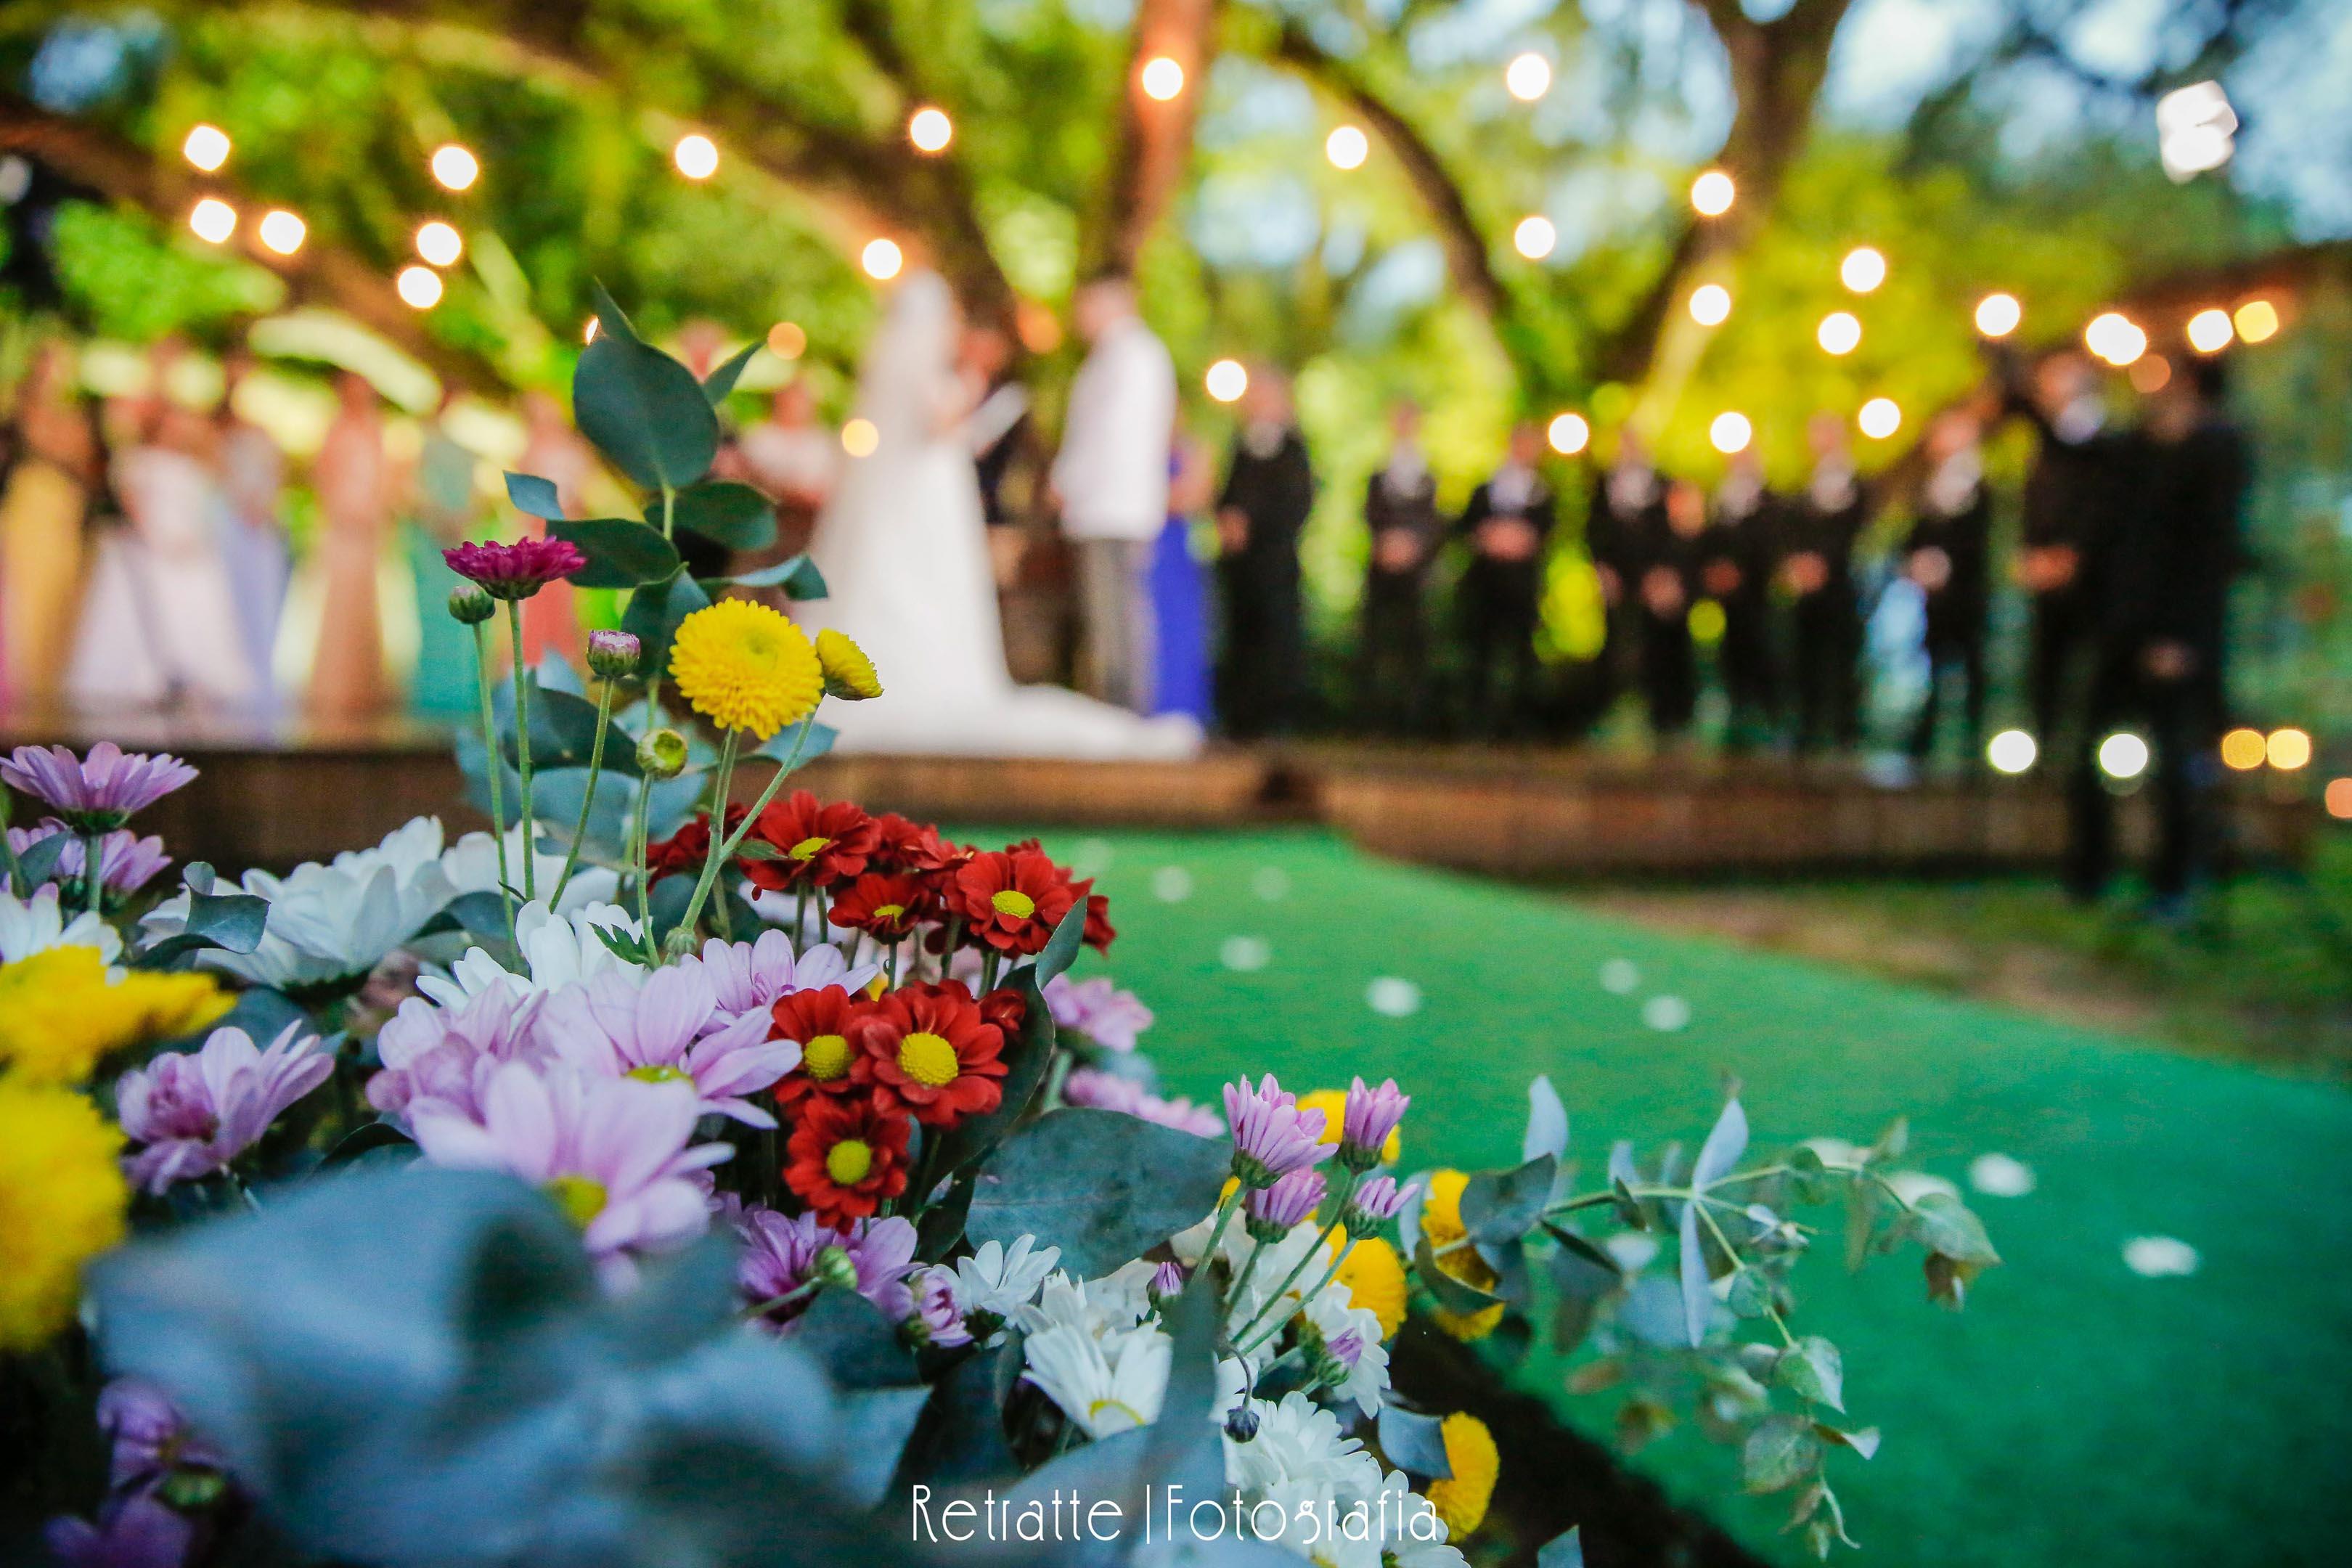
[628,776,655,959]
[741,1278,819,1320]
[81,829,106,918]
[1233,1168,1359,1350]
[673,730,741,947]
[471,621,516,943]
[713,716,817,862]
[660,482,676,540]
[549,680,616,911]
[505,603,538,904]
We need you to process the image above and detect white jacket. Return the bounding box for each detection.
[1052,317,1176,542]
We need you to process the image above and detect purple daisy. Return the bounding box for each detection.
[1148,1259,1188,1299]
[687,930,879,1026]
[1042,974,1155,1053]
[1061,1066,1223,1138]
[911,1266,972,1347]
[366,986,548,1123]
[6,821,171,899]
[96,1379,224,1493]
[1339,1077,1410,1170]
[44,1494,195,1568]
[1,743,197,831]
[115,1024,334,1194]
[441,537,586,601]
[1222,1073,1333,1188]
[539,966,801,1127]
[735,1204,919,1328]
[1244,1167,1328,1240]
[1345,1172,1412,1225]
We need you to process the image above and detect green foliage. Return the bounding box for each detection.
[49,203,282,341]
[963,1107,1231,1280]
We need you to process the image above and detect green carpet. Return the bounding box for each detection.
[984,825,2352,1568]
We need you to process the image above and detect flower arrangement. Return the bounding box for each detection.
[0,302,1998,1568]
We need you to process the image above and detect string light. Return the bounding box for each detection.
[1513,216,1556,260]
[2186,308,2234,354]
[841,417,879,457]
[1857,397,1901,439]
[1205,359,1249,403]
[256,209,306,256]
[182,124,231,172]
[415,221,463,267]
[2098,732,2150,780]
[430,143,480,192]
[1839,246,1887,293]
[584,317,600,345]
[1547,412,1589,455]
[1690,168,1735,217]
[2268,727,2313,770]
[908,107,953,153]
[1975,292,2022,338]
[1817,311,1861,355]
[1987,730,2038,775]
[1709,412,1752,454]
[2157,80,2236,181]
[1140,56,1185,101]
[1688,283,1731,326]
[1326,125,1369,171]
[2084,311,2147,367]
[862,238,905,280]
[396,265,444,309]
[673,134,719,180]
[2220,728,2268,770]
[2233,298,2279,343]
[767,322,807,359]
[187,198,237,245]
[1505,52,1551,102]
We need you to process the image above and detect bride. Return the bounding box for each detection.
[794,270,1199,759]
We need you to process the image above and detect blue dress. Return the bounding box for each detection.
[1148,512,1212,722]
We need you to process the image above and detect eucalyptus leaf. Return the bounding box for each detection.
[1908,1192,2001,1267]
[321,1121,416,1169]
[587,279,638,343]
[792,1290,920,1390]
[1375,1407,1453,1479]
[1694,1097,1750,1188]
[1460,1153,1556,1246]
[503,471,565,520]
[963,1108,1229,1280]
[1414,1238,1503,1315]
[935,970,1056,1177]
[709,553,828,598]
[139,878,269,966]
[1536,1525,1585,1568]
[550,518,683,589]
[1814,1421,1882,1460]
[573,327,720,491]
[620,571,709,680]
[1742,1413,1824,1494]
[10,829,73,890]
[1523,1074,1569,1164]
[1775,1336,1845,1412]
[754,719,838,768]
[1607,1139,1646,1228]
[1032,902,1089,988]
[658,481,775,550]
[701,339,761,405]
[1678,1201,1711,1348]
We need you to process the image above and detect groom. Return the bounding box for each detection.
[1050,270,1176,714]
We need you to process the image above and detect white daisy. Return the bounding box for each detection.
[1014,1269,1154,1342]
[1302,1283,1391,1416]
[1021,1322,1172,1438]
[0,884,121,964]
[415,900,645,1008]
[1225,1392,1381,1499]
[440,822,618,915]
[952,1236,1061,1319]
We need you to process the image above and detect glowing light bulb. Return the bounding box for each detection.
[1987,730,2038,775]
[256,209,306,256]
[2085,311,2147,367]
[414,221,463,267]
[1140,56,1185,101]
[1514,216,1556,260]
[767,321,807,360]
[2268,727,2312,770]
[1205,359,1249,404]
[1326,125,1368,171]
[1688,283,1731,326]
[862,238,905,280]
[2219,728,2268,770]
[673,134,719,180]
[188,198,237,245]
[1857,397,1901,439]
[1689,168,1735,217]
[841,417,879,457]
[2233,298,2278,343]
[584,317,600,345]
[2185,308,2234,354]
[396,265,444,309]
[1709,412,1752,454]
[1505,52,1551,102]
[182,124,231,172]
[1839,246,1887,293]
[2098,732,2149,780]
[908,107,953,153]
[430,143,480,191]
[1547,412,1589,455]
[1817,311,1861,355]
[1975,292,2022,338]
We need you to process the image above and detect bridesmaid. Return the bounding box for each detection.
[306,372,391,724]
[0,341,98,711]
[213,351,291,709]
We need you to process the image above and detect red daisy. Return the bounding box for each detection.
[828,873,932,942]
[643,806,746,884]
[953,849,1076,955]
[1077,882,1116,953]
[769,986,868,1105]
[783,1091,911,1225]
[868,813,960,875]
[850,980,1008,1127]
[978,985,1029,1038]
[741,791,877,892]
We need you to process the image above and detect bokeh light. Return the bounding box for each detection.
[2268,727,2312,770]
[1857,397,1901,439]
[1547,412,1590,455]
[2220,728,2268,770]
[1690,169,1735,216]
[414,221,463,267]
[584,317,600,345]
[1326,125,1369,171]
[673,134,719,180]
[396,265,444,309]
[767,321,807,360]
[1140,56,1185,101]
[2233,298,2279,343]
[2085,311,2147,367]
[2326,778,2352,820]
[187,197,236,245]
[1839,246,1887,293]
[908,107,953,153]
[1709,412,1752,454]
[2128,354,2171,394]
[862,238,904,280]
[2186,308,2234,354]
[1514,216,1556,260]
[841,417,879,457]
[430,143,480,191]
[182,124,231,172]
[1975,293,2022,338]
[1987,730,2038,775]
[2099,732,2150,780]
[1205,359,1249,403]
[1817,311,1861,355]
[1505,52,1551,102]
[256,209,306,256]
[1689,283,1731,325]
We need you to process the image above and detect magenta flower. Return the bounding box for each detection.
[1,743,197,830]
[1339,1077,1410,1170]
[1148,1259,1187,1299]
[911,1266,972,1347]
[735,1204,919,1328]
[441,537,586,600]
[409,1063,729,1276]
[1222,1073,1333,1188]
[7,821,171,899]
[1244,1167,1328,1240]
[44,1494,195,1568]
[539,966,801,1127]
[1042,975,1155,1053]
[688,931,879,1026]
[1346,1173,1410,1225]
[366,986,547,1123]
[1062,1066,1223,1138]
[96,1379,224,1493]
[115,1024,333,1194]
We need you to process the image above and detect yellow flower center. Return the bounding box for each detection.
[825,1138,874,1185]
[789,836,832,862]
[991,889,1036,920]
[803,1034,851,1080]
[897,1031,960,1087]
[874,903,906,922]
[626,1064,689,1085]
[1087,1397,1147,1431]
[544,1174,608,1229]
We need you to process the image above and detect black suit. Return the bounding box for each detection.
[1586,467,1665,712]
[1785,468,1869,752]
[1216,427,1316,738]
[1359,460,1441,733]
[1455,471,1555,737]
[1700,485,1784,744]
[1903,466,1993,761]
[2013,396,2127,746]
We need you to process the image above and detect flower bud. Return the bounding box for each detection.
[1223,1404,1261,1442]
[812,1244,862,1292]
[636,728,689,780]
[586,629,642,681]
[448,585,496,625]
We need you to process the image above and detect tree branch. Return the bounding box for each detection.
[1095,0,1222,278]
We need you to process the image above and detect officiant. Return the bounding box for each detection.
[1214,369,1316,739]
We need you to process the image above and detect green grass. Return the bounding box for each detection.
[979,825,2352,1568]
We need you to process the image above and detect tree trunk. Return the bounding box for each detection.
[1095,0,1221,278]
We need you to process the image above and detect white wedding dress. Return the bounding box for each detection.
[796,271,1199,759]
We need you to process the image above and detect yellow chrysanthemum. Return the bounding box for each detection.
[1424,1412,1499,1538]
[0,948,231,1085]
[1418,1169,1506,1340]
[668,600,823,740]
[1334,1235,1408,1338]
[1298,1089,1402,1164]
[1421,1167,1470,1246]
[814,629,883,701]
[0,1077,128,1350]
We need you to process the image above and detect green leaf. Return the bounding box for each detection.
[963,1108,1229,1280]
[1032,902,1088,988]
[1775,1335,1846,1412]
[1814,1421,1881,1460]
[1743,1413,1825,1494]
[1678,1202,1712,1347]
[572,328,719,491]
[620,572,710,679]
[503,471,565,520]
[1541,1222,1621,1351]
[1726,1267,1776,1319]
[1413,1238,1503,1315]
[1694,1097,1749,1187]
[138,865,270,967]
[754,719,838,767]
[1461,1153,1556,1245]
[791,1290,920,1390]
[701,340,761,405]
[587,279,638,343]
[1537,1525,1585,1568]
[1908,1192,2001,1267]
[501,679,634,776]
[1789,1143,1833,1204]
[1376,1406,1453,1479]
[10,830,73,889]
[320,1121,415,1169]
[1607,1139,1646,1228]
[705,553,823,595]
[548,519,682,589]
[657,481,775,550]
[1523,1074,1569,1164]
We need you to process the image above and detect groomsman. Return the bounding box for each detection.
[1454,422,1556,738]
[1586,429,1667,715]
[1781,412,1869,753]
[1358,400,1442,734]
[2011,349,2123,748]
[1214,370,1316,738]
[1700,447,1784,748]
[1630,481,1706,739]
[1903,410,1993,764]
